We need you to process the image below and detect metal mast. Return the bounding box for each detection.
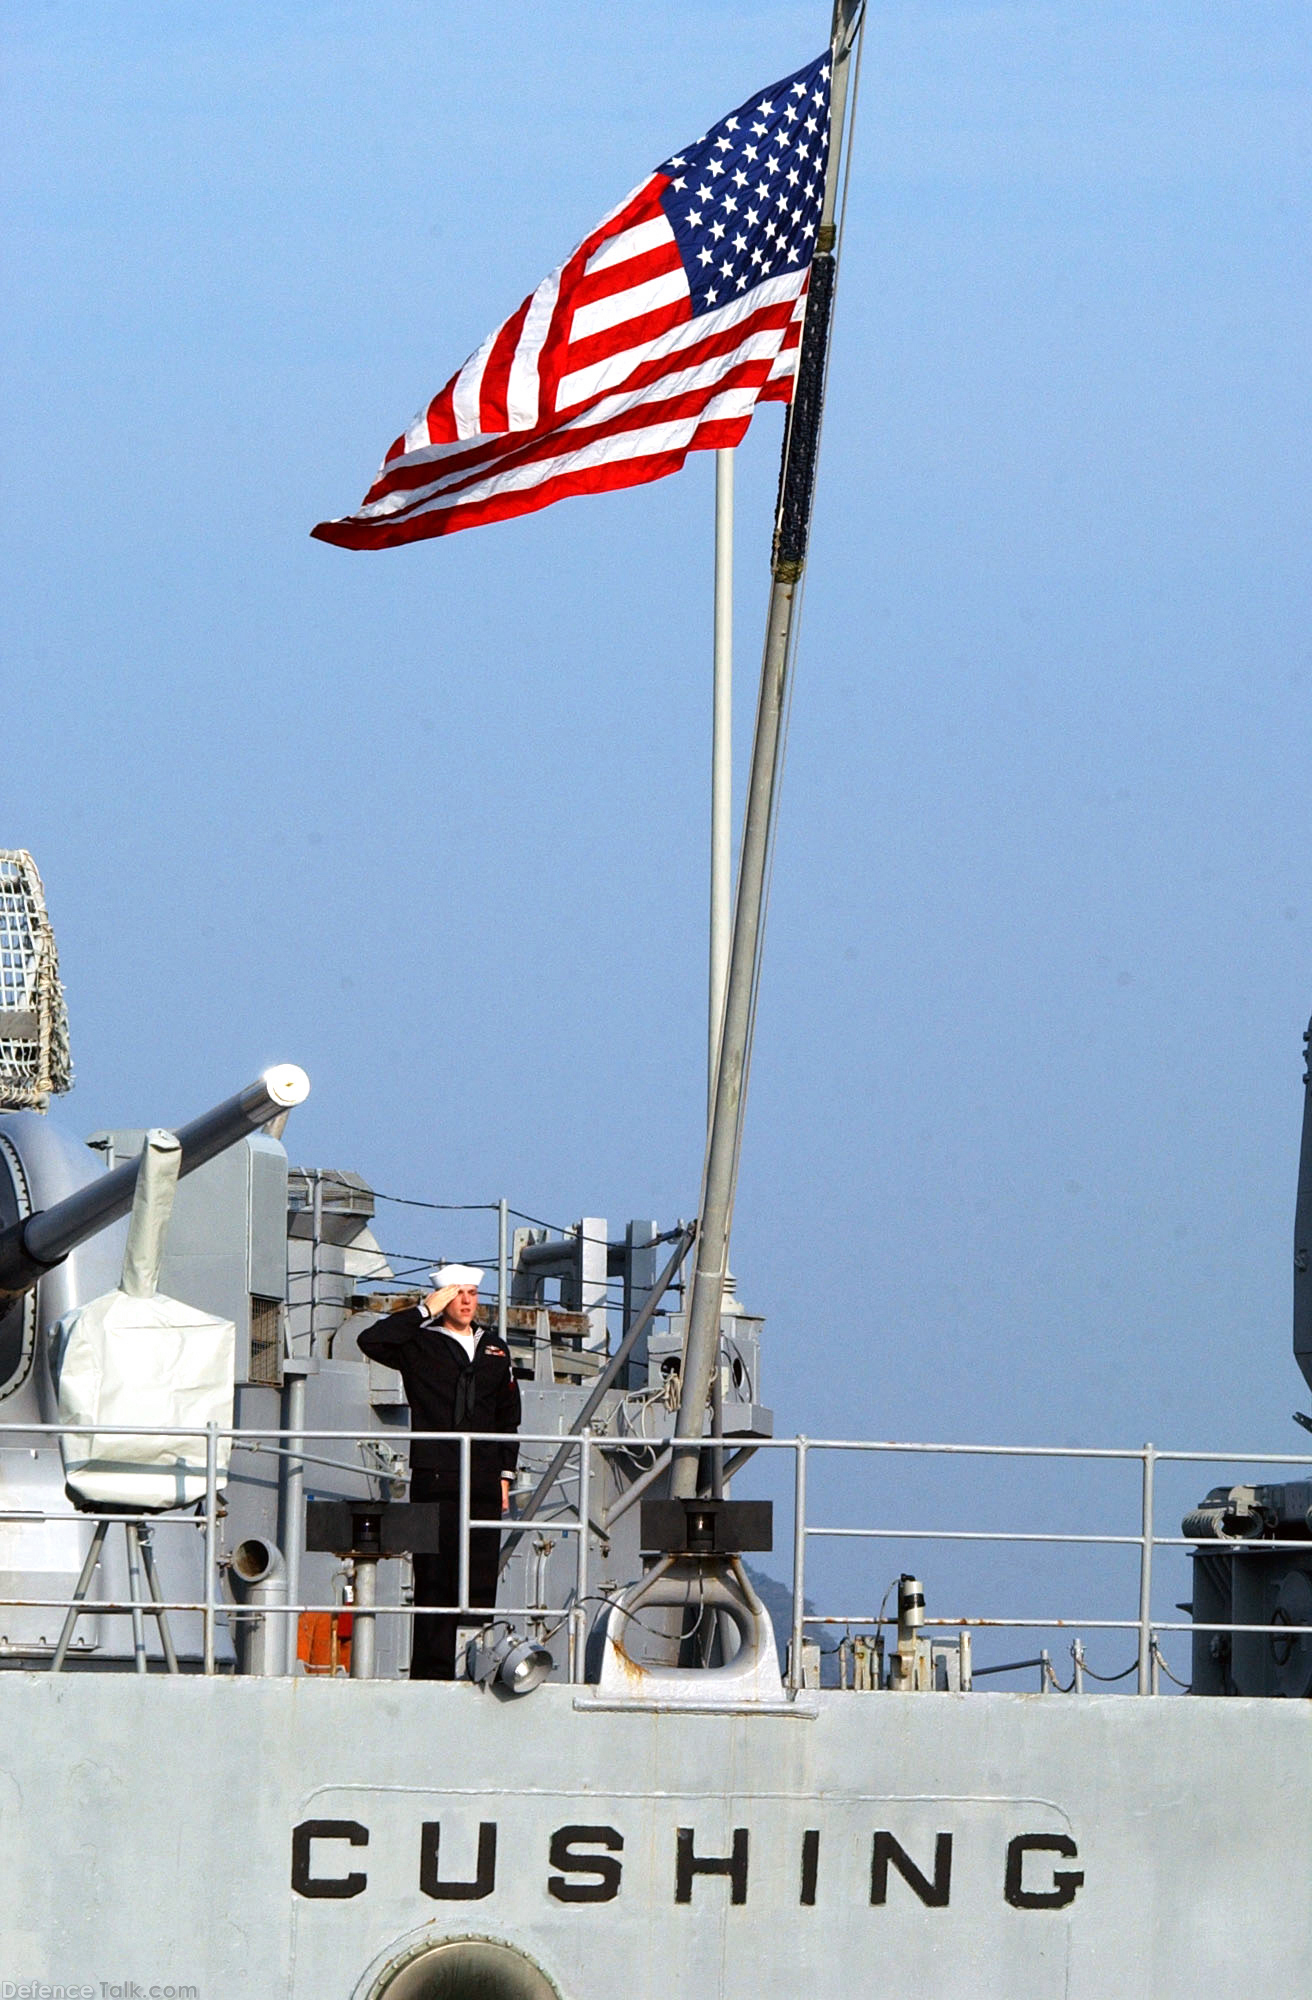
[709,448,735,1121]
[672,0,864,1495]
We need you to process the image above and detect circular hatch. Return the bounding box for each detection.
[364,1936,560,2000]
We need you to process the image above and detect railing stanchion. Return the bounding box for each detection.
[1137,1442,1155,1694]
[458,1433,472,1626]
[203,1420,219,1676]
[498,1198,509,1348]
[572,1432,592,1684]
[789,1438,808,1692]
[280,1366,310,1676]
[124,1522,148,1673]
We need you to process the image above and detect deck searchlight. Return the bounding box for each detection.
[470,1624,554,1696]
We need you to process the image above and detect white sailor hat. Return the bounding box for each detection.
[429,1263,484,1290]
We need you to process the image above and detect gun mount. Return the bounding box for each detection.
[0,1065,309,1299]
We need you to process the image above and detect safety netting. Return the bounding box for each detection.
[0,851,72,1110]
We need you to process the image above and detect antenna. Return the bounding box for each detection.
[0,851,72,1111]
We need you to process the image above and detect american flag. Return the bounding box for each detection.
[312,51,832,551]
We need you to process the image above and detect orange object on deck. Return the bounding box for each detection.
[298,1609,353,1675]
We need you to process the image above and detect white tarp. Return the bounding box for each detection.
[55,1124,237,1509]
[56,1290,235,1510]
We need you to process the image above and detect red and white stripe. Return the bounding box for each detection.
[313,176,807,550]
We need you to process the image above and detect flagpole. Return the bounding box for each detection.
[672,0,864,1498]
[709,447,734,1122]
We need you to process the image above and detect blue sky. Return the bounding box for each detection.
[3,3,1310,1636]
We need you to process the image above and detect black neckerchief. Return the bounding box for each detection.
[433,1317,486,1427]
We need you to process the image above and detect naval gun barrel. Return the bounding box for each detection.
[0,1064,310,1298]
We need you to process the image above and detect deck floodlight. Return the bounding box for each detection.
[470,1626,552,1696]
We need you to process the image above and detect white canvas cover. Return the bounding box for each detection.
[56,1288,236,1510]
[55,1132,235,1510]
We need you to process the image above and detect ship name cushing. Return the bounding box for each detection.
[291,1819,1085,1910]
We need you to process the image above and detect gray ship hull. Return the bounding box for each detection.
[2,1676,1304,1996]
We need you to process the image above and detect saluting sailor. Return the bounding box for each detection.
[357,1264,521,1681]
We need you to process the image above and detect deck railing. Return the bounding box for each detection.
[2,1422,1310,1690]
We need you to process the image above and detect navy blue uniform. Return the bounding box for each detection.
[357,1307,521,1679]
